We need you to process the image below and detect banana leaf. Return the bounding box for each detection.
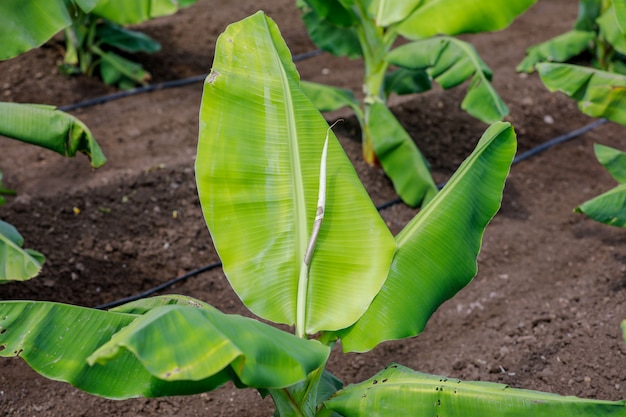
[367,102,438,207]
[96,22,161,53]
[91,0,199,25]
[536,63,626,125]
[598,5,626,56]
[575,144,626,227]
[300,81,361,114]
[517,30,595,73]
[396,0,537,40]
[337,122,516,352]
[622,320,626,344]
[0,0,98,60]
[0,103,106,168]
[387,37,508,124]
[0,297,329,398]
[370,0,424,27]
[323,364,626,416]
[299,4,363,58]
[196,11,396,335]
[0,220,45,283]
[614,0,626,34]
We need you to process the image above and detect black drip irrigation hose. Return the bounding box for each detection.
[75,49,608,309]
[58,49,324,113]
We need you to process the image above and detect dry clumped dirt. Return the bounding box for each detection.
[1,0,626,416]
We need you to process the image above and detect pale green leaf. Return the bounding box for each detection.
[0,0,71,60]
[387,37,508,123]
[368,102,438,207]
[536,63,626,125]
[0,0,100,60]
[0,220,45,283]
[91,0,199,25]
[324,364,626,416]
[196,11,396,334]
[338,122,516,352]
[575,183,626,227]
[622,320,626,344]
[0,102,106,168]
[517,30,595,73]
[594,143,626,183]
[397,0,537,40]
[614,0,626,33]
[300,81,361,113]
[372,0,424,27]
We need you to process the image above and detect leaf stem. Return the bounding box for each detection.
[296,123,335,338]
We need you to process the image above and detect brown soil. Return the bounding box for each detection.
[1,0,626,416]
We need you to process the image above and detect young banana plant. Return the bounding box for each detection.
[1,11,625,417]
[297,0,537,207]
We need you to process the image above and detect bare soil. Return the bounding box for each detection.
[1,0,625,416]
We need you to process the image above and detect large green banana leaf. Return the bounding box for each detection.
[396,0,537,40]
[516,30,595,73]
[91,0,198,25]
[0,0,97,60]
[0,220,45,283]
[575,144,626,227]
[300,81,361,114]
[0,296,329,398]
[323,364,626,416]
[536,63,626,125]
[387,37,508,124]
[0,103,106,168]
[196,11,396,335]
[337,122,516,352]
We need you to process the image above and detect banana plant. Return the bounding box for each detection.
[0,0,198,89]
[2,12,626,416]
[518,0,626,125]
[575,144,626,227]
[297,0,537,207]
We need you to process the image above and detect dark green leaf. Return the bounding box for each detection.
[301,7,363,58]
[384,67,432,97]
[575,0,602,31]
[96,22,161,53]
